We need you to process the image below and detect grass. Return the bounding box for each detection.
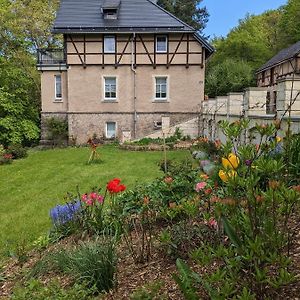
[0,145,189,256]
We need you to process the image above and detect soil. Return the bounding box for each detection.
[1,224,300,300]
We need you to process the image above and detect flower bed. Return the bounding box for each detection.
[2,120,300,299]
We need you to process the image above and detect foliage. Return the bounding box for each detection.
[118,159,199,220]
[6,144,28,159]
[32,240,117,293]
[205,9,282,96]
[285,133,300,184]
[188,119,300,298]
[130,281,167,300]
[49,199,83,239]
[172,259,201,300]
[11,279,96,300]
[157,0,209,33]
[278,0,300,47]
[0,88,40,146]
[159,220,219,259]
[0,153,13,165]
[45,117,68,145]
[205,59,255,97]
[0,0,59,147]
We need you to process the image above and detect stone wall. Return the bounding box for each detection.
[202,83,300,143]
[66,112,198,144]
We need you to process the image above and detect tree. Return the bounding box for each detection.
[0,0,59,146]
[205,10,282,97]
[157,0,209,33]
[205,59,255,97]
[278,0,300,47]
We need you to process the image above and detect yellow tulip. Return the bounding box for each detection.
[222,153,240,169]
[219,169,237,183]
[276,136,282,143]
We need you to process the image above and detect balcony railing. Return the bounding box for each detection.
[37,49,66,66]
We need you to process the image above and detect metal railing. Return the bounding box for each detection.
[37,49,66,65]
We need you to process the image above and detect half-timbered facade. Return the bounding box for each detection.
[38,0,214,144]
[256,41,300,114]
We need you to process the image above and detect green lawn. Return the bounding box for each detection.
[0,145,188,255]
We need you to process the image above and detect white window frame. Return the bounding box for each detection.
[103,76,117,101]
[105,121,117,139]
[154,76,169,101]
[54,74,62,101]
[156,35,168,53]
[103,35,116,53]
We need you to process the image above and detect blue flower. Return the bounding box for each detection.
[50,200,81,226]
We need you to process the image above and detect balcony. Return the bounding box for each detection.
[37,49,67,71]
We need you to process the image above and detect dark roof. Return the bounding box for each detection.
[52,0,214,56]
[257,41,300,73]
[194,32,214,58]
[102,0,121,9]
[53,0,194,33]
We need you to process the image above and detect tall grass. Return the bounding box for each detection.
[30,239,117,293]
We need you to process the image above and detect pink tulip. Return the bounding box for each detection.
[195,181,207,192]
[97,195,104,203]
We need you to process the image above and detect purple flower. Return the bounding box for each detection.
[245,159,252,167]
[50,200,81,226]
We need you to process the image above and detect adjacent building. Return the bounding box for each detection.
[201,41,300,141]
[256,41,300,114]
[38,0,214,144]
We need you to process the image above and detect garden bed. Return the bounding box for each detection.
[120,141,194,151]
[1,121,300,299]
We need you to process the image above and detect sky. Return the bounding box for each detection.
[202,0,287,38]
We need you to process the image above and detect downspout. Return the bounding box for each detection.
[131,33,137,139]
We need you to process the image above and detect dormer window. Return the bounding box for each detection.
[102,0,120,20]
[104,9,118,19]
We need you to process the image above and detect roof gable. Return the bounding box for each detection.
[257,41,300,73]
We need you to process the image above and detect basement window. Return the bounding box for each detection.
[106,122,116,139]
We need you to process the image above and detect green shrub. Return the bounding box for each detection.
[286,133,300,184]
[11,279,96,300]
[46,117,68,145]
[159,221,218,259]
[130,281,167,300]
[46,240,116,293]
[7,144,28,159]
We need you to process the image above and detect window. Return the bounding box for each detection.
[266,91,271,114]
[262,71,265,83]
[156,35,167,53]
[155,77,167,100]
[104,77,117,99]
[106,122,116,139]
[103,9,118,19]
[104,36,116,53]
[55,75,62,100]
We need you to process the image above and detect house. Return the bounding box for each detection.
[200,42,300,142]
[37,0,214,144]
[256,41,300,114]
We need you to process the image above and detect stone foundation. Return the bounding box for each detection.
[40,113,68,145]
[41,112,198,145]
